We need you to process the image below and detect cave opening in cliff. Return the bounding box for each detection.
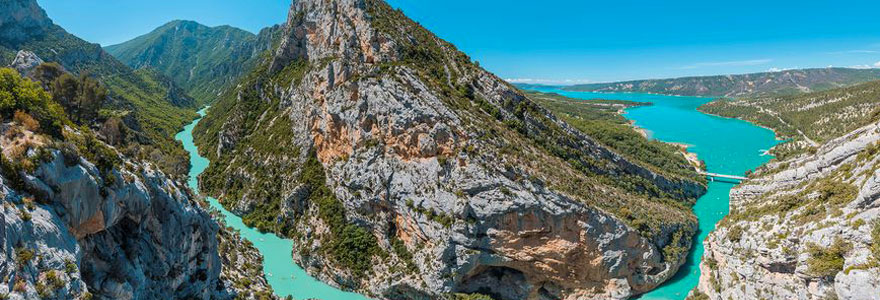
[455,265,530,300]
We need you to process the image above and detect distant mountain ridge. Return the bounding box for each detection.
[106,20,281,106]
[564,68,880,97]
[699,77,880,160]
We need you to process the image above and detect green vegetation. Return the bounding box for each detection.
[727,225,744,242]
[872,220,880,261]
[564,68,880,97]
[806,238,851,277]
[0,67,129,201]
[662,228,690,262]
[15,247,35,267]
[0,67,68,137]
[105,20,281,106]
[18,207,31,222]
[526,91,701,182]
[686,290,710,300]
[449,293,494,300]
[35,63,107,124]
[300,152,382,279]
[724,179,858,226]
[1,16,198,178]
[405,200,454,228]
[700,80,880,157]
[64,259,77,275]
[390,236,418,274]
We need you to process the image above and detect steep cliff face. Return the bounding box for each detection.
[0,0,52,48]
[0,140,224,299]
[0,66,273,299]
[694,120,880,300]
[194,0,705,299]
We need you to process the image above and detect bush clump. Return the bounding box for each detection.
[806,238,851,277]
[0,68,67,137]
[300,151,381,279]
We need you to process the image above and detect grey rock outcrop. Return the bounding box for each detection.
[196,0,706,299]
[0,128,235,299]
[694,120,880,300]
[0,0,52,44]
[9,50,43,76]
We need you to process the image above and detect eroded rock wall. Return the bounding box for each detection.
[197,0,706,299]
[695,121,880,300]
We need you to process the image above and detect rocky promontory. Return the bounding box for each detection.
[194,0,707,299]
[694,120,880,299]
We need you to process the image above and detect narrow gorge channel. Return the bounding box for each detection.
[176,108,369,300]
[525,88,781,299]
[178,89,780,300]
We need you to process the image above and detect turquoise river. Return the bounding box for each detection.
[176,109,369,300]
[177,85,781,299]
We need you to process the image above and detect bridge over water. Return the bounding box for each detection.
[699,171,748,181]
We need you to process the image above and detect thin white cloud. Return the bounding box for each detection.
[847,62,880,69]
[505,78,593,85]
[680,59,772,70]
[827,50,879,55]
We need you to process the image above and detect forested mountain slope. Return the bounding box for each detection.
[193,0,706,299]
[699,80,880,159]
[565,68,880,98]
[106,20,282,106]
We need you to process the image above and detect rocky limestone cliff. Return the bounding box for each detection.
[0,148,225,298]
[693,120,880,300]
[0,120,273,299]
[194,0,706,299]
[0,0,52,45]
[9,51,43,77]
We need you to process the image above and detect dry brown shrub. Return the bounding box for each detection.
[13,110,39,132]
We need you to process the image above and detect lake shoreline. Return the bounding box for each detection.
[523,87,780,300]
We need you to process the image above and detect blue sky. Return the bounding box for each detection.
[38,0,880,84]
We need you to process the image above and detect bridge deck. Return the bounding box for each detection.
[699,171,748,181]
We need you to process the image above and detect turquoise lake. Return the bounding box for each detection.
[177,85,781,299]
[525,87,781,299]
[175,108,369,300]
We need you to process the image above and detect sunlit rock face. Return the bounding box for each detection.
[0,146,232,299]
[696,120,880,300]
[196,0,707,299]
